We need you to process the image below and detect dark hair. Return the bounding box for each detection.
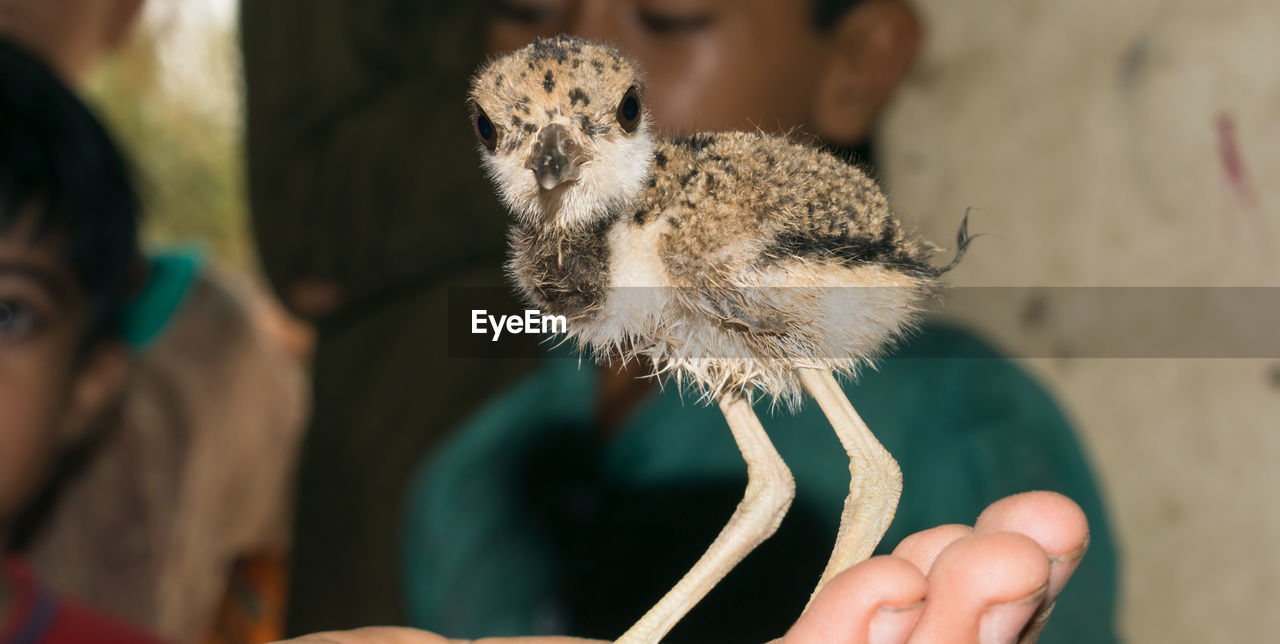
[0,37,140,347]
[811,0,868,32]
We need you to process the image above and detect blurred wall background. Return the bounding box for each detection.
[86,0,250,268]
[879,1,1280,642]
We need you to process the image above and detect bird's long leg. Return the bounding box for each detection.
[617,392,795,644]
[796,367,902,607]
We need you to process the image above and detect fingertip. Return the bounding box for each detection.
[834,555,930,608]
[784,556,927,643]
[908,532,1052,642]
[930,532,1051,604]
[975,491,1089,559]
[891,523,972,574]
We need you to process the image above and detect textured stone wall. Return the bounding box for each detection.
[879,1,1280,642]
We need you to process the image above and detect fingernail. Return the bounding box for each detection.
[869,600,925,644]
[1046,534,1089,598]
[978,585,1046,644]
[1048,534,1090,567]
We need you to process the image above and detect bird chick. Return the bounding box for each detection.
[470,35,959,407]
[469,35,965,644]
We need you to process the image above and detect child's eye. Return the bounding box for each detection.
[491,0,559,25]
[638,10,714,35]
[0,300,40,339]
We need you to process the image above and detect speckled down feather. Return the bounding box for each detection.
[472,35,965,406]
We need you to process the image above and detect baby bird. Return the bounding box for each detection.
[469,35,965,644]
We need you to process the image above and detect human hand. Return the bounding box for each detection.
[278,491,1088,644]
[782,490,1088,644]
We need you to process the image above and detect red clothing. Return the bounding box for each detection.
[1,559,164,644]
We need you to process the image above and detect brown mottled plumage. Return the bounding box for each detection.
[468,35,964,643]
[472,36,960,406]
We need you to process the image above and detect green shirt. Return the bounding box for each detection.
[403,324,1119,643]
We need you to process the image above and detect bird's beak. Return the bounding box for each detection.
[526,123,583,190]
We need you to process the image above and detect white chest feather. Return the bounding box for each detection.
[578,218,672,347]
[608,218,670,289]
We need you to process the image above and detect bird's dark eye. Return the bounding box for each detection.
[617,86,641,133]
[473,106,498,151]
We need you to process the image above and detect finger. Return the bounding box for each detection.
[973,491,1089,602]
[784,555,927,644]
[274,627,449,644]
[275,629,602,644]
[472,638,602,644]
[906,532,1051,644]
[891,524,972,574]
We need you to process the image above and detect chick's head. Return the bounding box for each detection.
[470,35,654,229]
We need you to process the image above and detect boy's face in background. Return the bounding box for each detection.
[486,0,920,145]
[0,213,122,527]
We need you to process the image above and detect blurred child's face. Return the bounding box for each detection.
[0,0,146,82]
[486,0,828,137]
[0,213,122,525]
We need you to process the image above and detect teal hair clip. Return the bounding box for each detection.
[118,245,206,351]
